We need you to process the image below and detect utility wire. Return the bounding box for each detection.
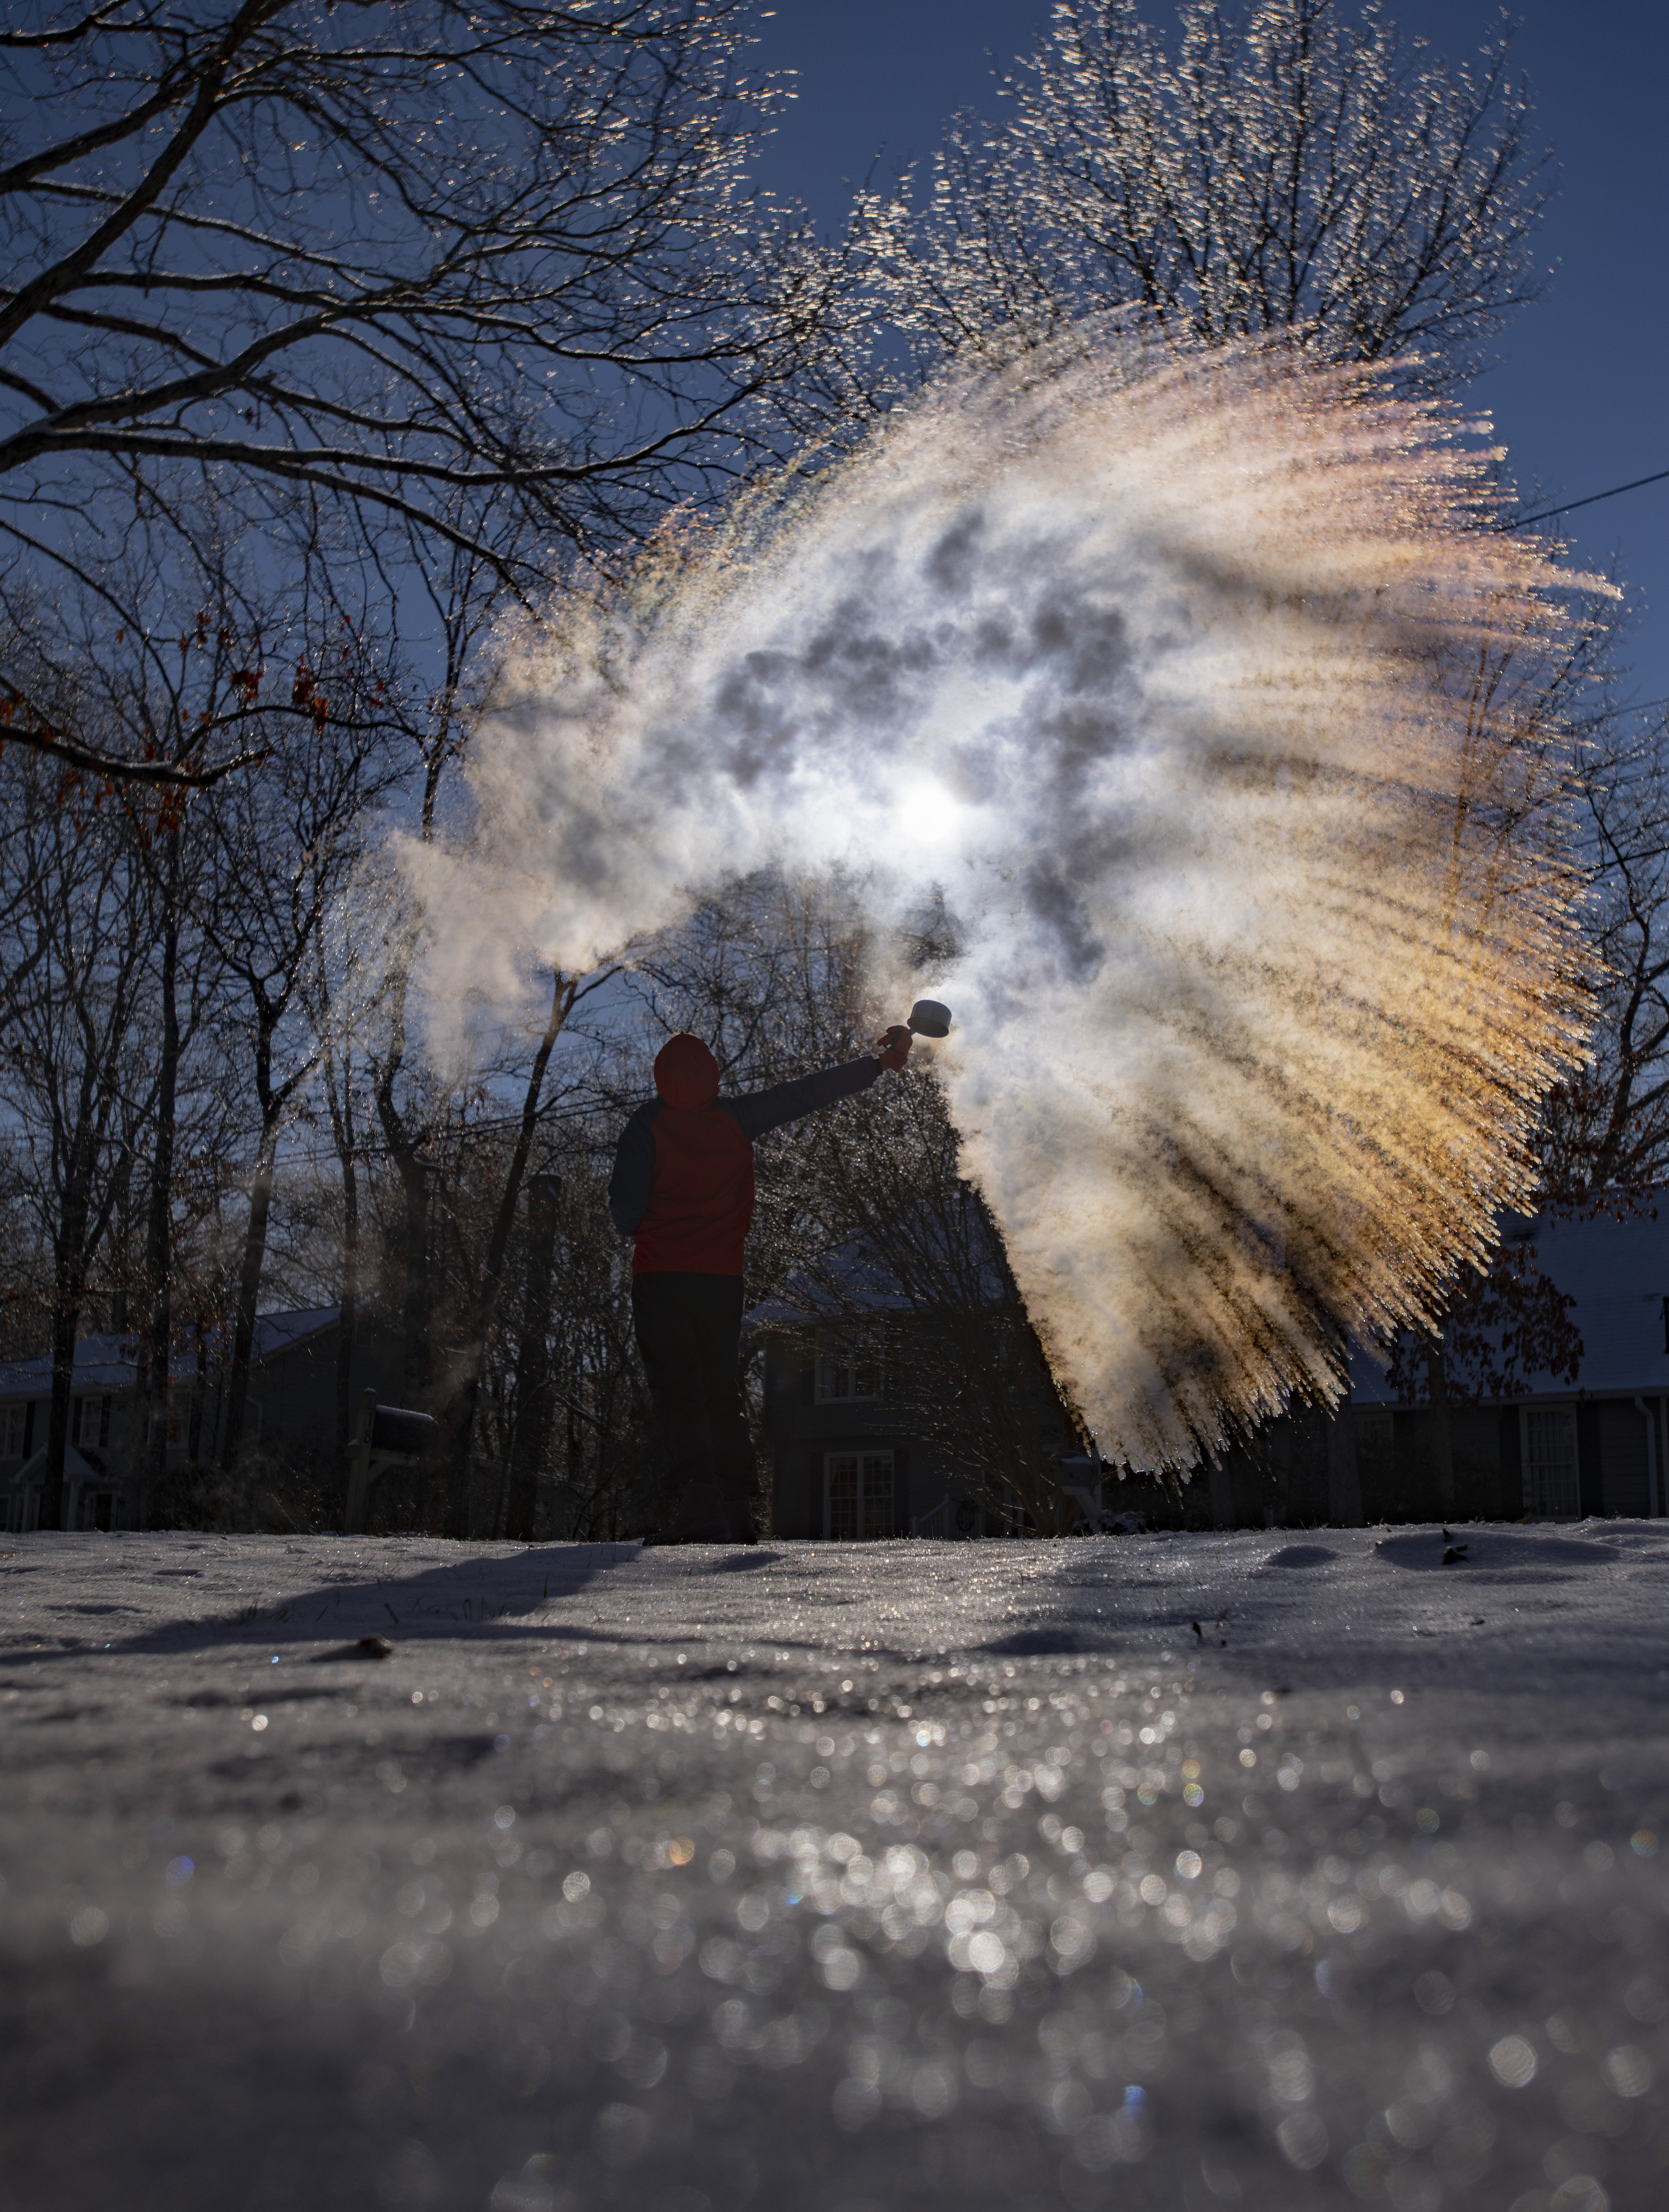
[1509,468,1669,532]
[1579,697,1669,724]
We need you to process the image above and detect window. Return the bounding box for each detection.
[1524,1406,1579,1518]
[71,1396,83,1446]
[815,1330,884,1404]
[3,1404,28,1458]
[826,1450,894,1540]
[99,1394,112,1447]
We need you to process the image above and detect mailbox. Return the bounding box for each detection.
[370,1406,437,1458]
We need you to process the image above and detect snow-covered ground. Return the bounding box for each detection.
[4,1524,1668,2212]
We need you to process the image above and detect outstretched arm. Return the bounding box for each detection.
[728,1036,908,1142]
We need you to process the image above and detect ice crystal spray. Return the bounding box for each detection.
[413,330,1590,1471]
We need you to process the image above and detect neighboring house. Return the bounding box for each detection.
[752,1249,1082,1539]
[1342,1204,1669,1526]
[1129,1204,1669,1529]
[759,1319,920,1539]
[0,1306,405,1532]
[0,1334,140,1535]
[758,1204,1669,1536]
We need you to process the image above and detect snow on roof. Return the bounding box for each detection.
[0,1305,341,1399]
[747,1239,1010,1329]
[747,1244,917,1328]
[251,1306,340,1360]
[1350,1201,1669,1404]
[748,1195,1010,1329]
[0,1333,142,1395]
[756,1202,1669,1384]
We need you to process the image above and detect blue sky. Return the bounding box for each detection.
[749,0,1669,712]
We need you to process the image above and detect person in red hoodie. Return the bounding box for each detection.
[609,1026,912,1542]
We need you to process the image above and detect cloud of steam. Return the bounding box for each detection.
[412,331,1590,1470]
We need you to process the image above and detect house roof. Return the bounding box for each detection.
[7,1443,106,1486]
[0,1305,342,1401]
[1350,1202,1669,1404]
[751,1197,1669,1404]
[248,1305,340,1360]
[747,1244,920,1329]
[747,1203,1010,1330]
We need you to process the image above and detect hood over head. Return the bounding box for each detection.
[654,1032,721,1111]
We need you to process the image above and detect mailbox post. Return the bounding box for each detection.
[345,1389,439,1533]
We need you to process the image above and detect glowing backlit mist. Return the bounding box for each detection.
[414,332,1591,1472]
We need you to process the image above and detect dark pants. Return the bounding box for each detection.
[632,1272,756,1541]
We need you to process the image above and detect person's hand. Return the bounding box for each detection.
[876,1024,911,1072]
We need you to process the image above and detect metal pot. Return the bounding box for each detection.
[906,999,952,1038]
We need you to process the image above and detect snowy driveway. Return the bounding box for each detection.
[3,1524,1668,2212]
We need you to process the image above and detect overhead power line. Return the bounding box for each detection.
[1509,468,1669,532]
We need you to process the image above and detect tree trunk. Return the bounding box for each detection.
[43,1295,82,1533]
[374,956,434,1401]
[390,1150,430,1397]
[1425,1332,1456,1518]
[323,1035,361,1473]
[505,1172,561,1541]
[140,867,182,1522]
[438,972,573,1537]
[217,1114,281,1475]
[187,1316,208,1463]
[39,1101,99,1533]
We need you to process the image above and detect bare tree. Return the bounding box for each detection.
[309,950,364,1469]
[472,1118,653,1543]
[428,965,617,1534]
[0,776,161,1527]
[129,805,242,1512]
[889,0,1549,393]
[0,0,878,585]
[0,666,56,1033]
[1537,704,1669,1200]
[197,609,399,1474]
[364,506,512,1409]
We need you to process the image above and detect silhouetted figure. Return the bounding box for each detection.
[610,1028,910,1542]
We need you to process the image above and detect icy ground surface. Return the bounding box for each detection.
[4,1526,1669,2212]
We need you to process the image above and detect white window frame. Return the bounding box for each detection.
[1521,1404,1579,1519]
[814,1328,885,1405]
[824,1449,894,1541]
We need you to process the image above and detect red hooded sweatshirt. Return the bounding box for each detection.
[608,1033,885,1275]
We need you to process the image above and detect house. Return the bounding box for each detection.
[1120,1204,1669,1529]
[0,1306,405,1532]
[0,1333,142,1535]
[1339,1204,1668,1525]
[755,1203,1669,1536]
[751,1242,1083,1539]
